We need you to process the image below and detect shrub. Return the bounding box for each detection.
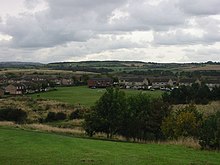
[55,112,66,121]
[69,108,86,120]
[45,112,56,122]
[161,105,203,139]
[45,112,67,122]
[0,108,27,123]
[199,111,220,150]
[69,110,80,119]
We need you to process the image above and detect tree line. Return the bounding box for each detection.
[162,83,220,104]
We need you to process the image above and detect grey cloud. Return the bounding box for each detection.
[153,17,220,45]
[127,0,185,29]
[0,0,189,49]
[50,34,147,59]
[1,12,95,48]
[178,0,220,15]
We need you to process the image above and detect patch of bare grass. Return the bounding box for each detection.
[159,137,200,149]
[23,123,85,136]
[0,121,18,127]
[172,101,220,116]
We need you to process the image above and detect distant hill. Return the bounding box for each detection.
[0,61,219,74]
[47,60,220,73]
[0,62,44,68]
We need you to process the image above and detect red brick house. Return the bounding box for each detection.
[88,78,113,88]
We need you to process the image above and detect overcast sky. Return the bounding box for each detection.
[0,0,220,63]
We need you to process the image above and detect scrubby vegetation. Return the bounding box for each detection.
[161,105,203,139]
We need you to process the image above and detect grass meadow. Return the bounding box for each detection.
[1,126,220,165]
[30,86,163,107]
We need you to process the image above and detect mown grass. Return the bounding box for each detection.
[30,86,163,107]
[0,127,220,165]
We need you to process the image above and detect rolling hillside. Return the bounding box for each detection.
[0,127,220,165]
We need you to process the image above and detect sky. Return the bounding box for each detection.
[0,0,220,63]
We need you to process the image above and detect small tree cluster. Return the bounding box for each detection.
[84,88,170,141]
[163,83,213,104]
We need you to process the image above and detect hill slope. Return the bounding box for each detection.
[0,127,220,165]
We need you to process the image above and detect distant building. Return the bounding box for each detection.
[5,83,26,95]
[150,78,175,89]
[61,78,74,86]
[119,77,149,89]
[178,79,201,86]
[205,79,220,90]
[88,78,113,88]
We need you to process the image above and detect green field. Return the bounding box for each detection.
[0,127,220,165]
[30,86,163,107]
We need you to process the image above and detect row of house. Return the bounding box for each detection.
[87,77,220,90]
[2,76,74,86]
[0,75,77,96]
[118,77,175,89]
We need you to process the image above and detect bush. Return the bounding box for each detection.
[45,112,67,122]
[55,112,66,120]
[199,112,220,150]
[69,108,86,120]
[45,112,56,122]
[69,110,80,119]
[0,108,27,123]
[161,105,202,139]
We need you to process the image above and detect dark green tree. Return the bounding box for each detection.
[120,94,170,141]
[199,111,220,150]
[84,87,127,138]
